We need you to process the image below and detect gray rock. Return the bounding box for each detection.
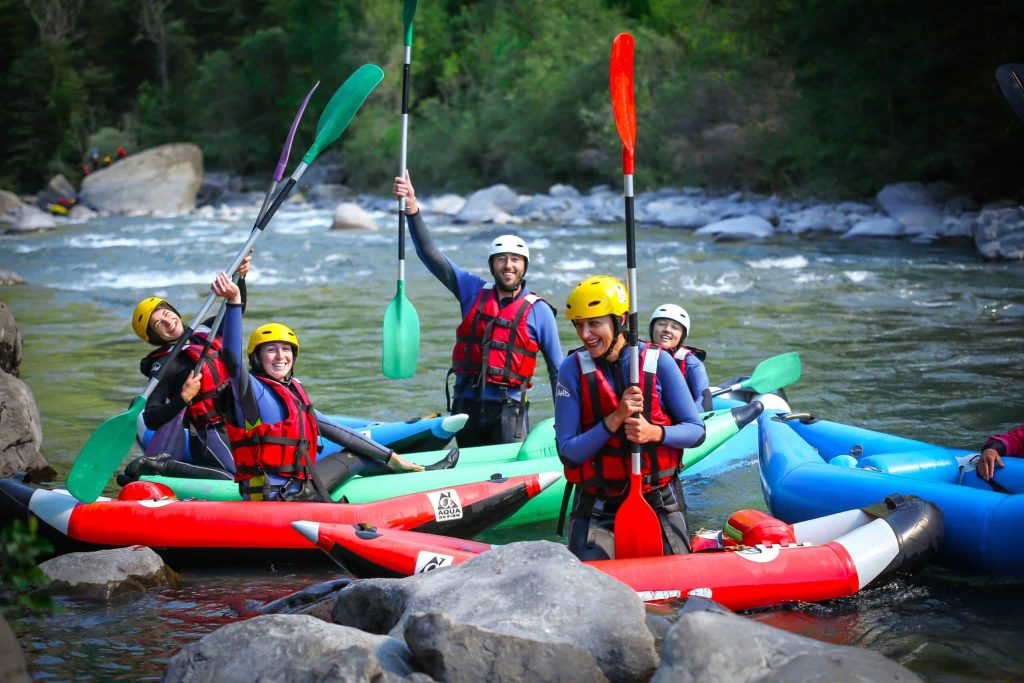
[6,205,57,233]
[0,271,26,286]
[653,610,921,683]
[422,193,466,216]
[0,371,52,481]
[164,614,425,683]
[79,143,203,215]
[973,206,1024,261]
[876,182,943,235]
[332,202,378,230]
[0,189,23,218]
[309,183,353,204]
[695,215,774,241]
[45,174,76,199]
[39,546,178,600]
[841,216,903,240]
[0,615,30,683]
[332,541,659,683]
[649,203,714,229]
[835,201,874,215]
[515,194,582,223]
[404,611,609,683]
[68,204,98,222]
[549,183,581,198]
[0,301,24,374]
[455,184,520,223]
[780,206,846,234]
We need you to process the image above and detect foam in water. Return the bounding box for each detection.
[679,272,753,295]
[747,255,809,270]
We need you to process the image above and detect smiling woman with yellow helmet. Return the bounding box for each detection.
[208,273,456,502]
[128,255,252,478]
[553,275,705,561]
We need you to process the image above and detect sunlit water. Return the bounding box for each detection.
[3,202,1024,680]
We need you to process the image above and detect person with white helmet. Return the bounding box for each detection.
[553,276,706,560]
[393,173,563,447]
[130,254,253,475]
[648,303,712,411]
[208,273,455,501]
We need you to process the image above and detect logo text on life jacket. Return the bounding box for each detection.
[415,550,454,573]
[427,489,463,522]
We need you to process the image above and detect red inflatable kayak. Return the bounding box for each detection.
[292,494,942,611]
[0,473,560,567]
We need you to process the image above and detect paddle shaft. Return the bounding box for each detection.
[397,43,411,280]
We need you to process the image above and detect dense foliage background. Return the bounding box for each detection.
[2,0,1023,199]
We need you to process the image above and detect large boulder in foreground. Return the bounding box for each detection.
[39,546,178,600]
[0,371,52,481]
[973,206,1024,261]
[80,143,203,215]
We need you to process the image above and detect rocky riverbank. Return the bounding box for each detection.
[4,142,1024,266]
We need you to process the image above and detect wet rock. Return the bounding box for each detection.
[309,183,353,204]
[404,611,609,683]
[0,372,53,481]
[549,183,581,198]
[653,609,922,682]
[68,204,98,222]
[332,541,659,683]
[0,271,26,286]
[0,615,30,683]
[79,143,203,215]
[877,182,943,235]
[0,302,23,374]
[648,201,715,229]
[164,614,425,683]
[422,193,465,216]
[0,189,23,218]
[695,215,774,241]
[973,206,1024,261]
[39,546,178,600]
[515,194,582,224]
[5,205,57,233]
[455,184,520,223]
[841,216,903,240]
[332,202,378,230]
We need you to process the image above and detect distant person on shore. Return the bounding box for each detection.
[554,275,706,560]
[393,173,563,448]
[648,303,712,411]
[117,146,127,160]
[208,273,455,501]
[977,425,1024,480]
[132,254,253,474]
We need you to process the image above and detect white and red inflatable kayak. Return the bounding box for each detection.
[292,494,942,611]
[0,472,560,567]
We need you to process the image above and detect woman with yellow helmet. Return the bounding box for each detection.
[553,275,705,560]
[132,255,252,474]
[209,273,454,501]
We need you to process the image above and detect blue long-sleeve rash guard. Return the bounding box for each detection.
[406,211,563,402]
[681,353,710,407]
[554,342,706,465]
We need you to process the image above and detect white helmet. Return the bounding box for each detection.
[649,303,691,337]
[487,234,530,263]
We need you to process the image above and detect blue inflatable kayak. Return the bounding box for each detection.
[758,411,1024,574]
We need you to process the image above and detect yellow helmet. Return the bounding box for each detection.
[248,322,300,355]
[565,275,629,321]
[131,297,168,342]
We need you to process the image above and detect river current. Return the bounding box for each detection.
[2,199,1023,680]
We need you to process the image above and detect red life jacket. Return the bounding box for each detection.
[563,345,682,497]
[225,377,319,483]
[150,333,230,429]
[451,284,541,389]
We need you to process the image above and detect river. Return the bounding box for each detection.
[2,200,1024,680]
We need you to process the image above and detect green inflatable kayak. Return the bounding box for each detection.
[142,402,763,528]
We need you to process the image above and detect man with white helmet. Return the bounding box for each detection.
[394,173,563,446]
[648,303,712,411]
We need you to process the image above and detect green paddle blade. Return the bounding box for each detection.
[744,351,801,393]
[403,0,419,46]
[382,280,420,378]
[307,64,385,164]
[66,395,146,502]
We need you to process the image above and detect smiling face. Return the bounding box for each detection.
[148,307,184,343]
[651,318,686,349]
[258,342,295,381]
[572,315,624,360]
[490,253,526,293]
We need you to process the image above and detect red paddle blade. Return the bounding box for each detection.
[610,32,636,175]
[614,472,664,559]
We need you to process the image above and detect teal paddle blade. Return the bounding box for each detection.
[745,352,801,394]
[382,280,420,379]
[66,394,147,502]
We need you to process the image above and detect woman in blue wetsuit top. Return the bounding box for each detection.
[648,303,712,411]
[553,276,706,560]
[209,273,453,501]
